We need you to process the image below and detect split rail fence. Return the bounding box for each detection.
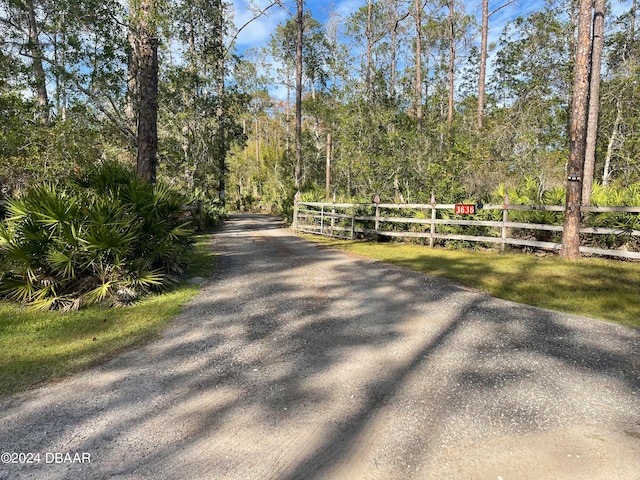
[293,201,640,260]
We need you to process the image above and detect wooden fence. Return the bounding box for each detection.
[293,201,640,260]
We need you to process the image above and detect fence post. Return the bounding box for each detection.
[501,193,509,253]
[320,205,325,235]
[331,191,336,236]
[351,208,355,239]
[293,191,300,231]
[372,194,381,234]
[293,204,298,231]
[430,192,436,248]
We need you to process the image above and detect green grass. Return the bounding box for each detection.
[304,236,640,329]
[0,233,215,398]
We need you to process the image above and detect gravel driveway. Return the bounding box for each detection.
[1,213,639,480]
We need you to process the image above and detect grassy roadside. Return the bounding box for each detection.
[304,236,640,329]
[0,233,216,398]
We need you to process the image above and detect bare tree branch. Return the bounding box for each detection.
[225,0,282,57]
[489,0,517,18]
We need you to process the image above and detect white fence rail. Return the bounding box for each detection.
[293,201,640,260]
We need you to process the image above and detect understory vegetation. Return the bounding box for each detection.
[0,162,211,310]
[297,176,640,252]
[0,233,215,397]
[456,179,640,251]
[4,1,640,220]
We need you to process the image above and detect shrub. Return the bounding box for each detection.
[0,161,194,310]
[490,178,564,244]
[188,188,226,231]
[582,182,640,251]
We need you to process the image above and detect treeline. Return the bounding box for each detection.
[228,0,640,213]
[1,0,640,214]
[1,0,234,308]
[1,0,239,204]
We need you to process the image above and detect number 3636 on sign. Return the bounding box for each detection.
[454,204,476,215]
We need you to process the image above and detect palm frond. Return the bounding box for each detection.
[0,277,36,302]
[125,269,166,289]
[83,281,114,305]
[47,248,76,280]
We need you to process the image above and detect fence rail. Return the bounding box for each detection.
[293,201,640,260]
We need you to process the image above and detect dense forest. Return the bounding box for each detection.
[1,0,640,222]
[2,0,639,208]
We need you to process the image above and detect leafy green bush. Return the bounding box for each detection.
[187,188,226,231]
[582,182,640,251]
[492,178,640,251]
[0,161,194,310]
[489,178,564,244]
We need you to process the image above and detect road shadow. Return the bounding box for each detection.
[1,213,639,479]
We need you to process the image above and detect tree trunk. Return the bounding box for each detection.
[126,17,139,131]
[216,54,226,203]
[136,0,158,184]
[126,0,140,132]
[366,0,373,100]
[25,0,49,124]
[214,0,226,203]
[447,0,455,124]
[560,0,592,260]
[478,1,515,129]
[603,98,621,186]
[628,0,637,60]
[294,0,303,188]
[53,14,68,121]
[582,0,604,206]
[414,0,423,133]
[389,15,398,100]
[255,116,260,164]
[477,0,488,129]
[325,132,332,198]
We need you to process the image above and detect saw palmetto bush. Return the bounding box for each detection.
[582,183,640,251]
[0,162,193,310]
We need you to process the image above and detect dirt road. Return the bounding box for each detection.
[1,213,639,479]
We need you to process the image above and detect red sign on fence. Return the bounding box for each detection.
[454,204,476,215]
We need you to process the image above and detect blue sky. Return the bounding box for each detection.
[229,0,629,99]
[230,0,542,50]
[231,0,630,50]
